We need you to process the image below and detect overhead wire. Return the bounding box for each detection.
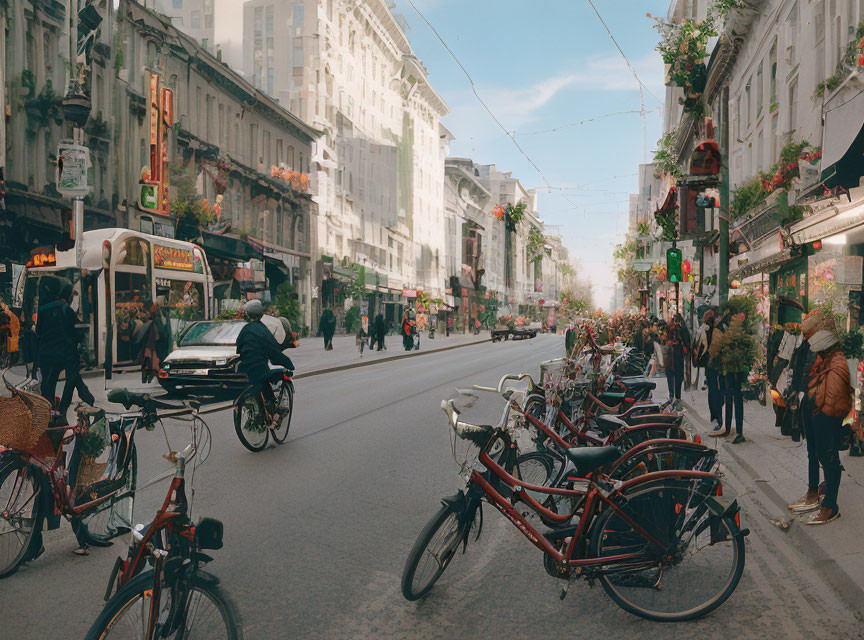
[405,0,555,192]
[514,110,646,136]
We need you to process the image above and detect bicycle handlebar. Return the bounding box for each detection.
[497,373,535,394]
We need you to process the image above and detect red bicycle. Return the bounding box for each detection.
[87,410,240,639]
[401,398,748,622]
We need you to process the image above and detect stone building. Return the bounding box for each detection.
[154,0,216,53]
[242,0,449,328]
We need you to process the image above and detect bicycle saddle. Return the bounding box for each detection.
[107,388,184,411]
[565,446,620,474]
[593,415,628,433]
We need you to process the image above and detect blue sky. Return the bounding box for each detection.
[391,0,669,306]
[218,0,670,307]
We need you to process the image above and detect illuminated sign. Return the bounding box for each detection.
[26,249,57,268]
[139,183,158,210]
[154,245,197,272]
[149,74,161,183]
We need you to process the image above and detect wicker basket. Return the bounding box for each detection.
[76,456,109,493]
[0,395,39,452]
[18,391,51,432]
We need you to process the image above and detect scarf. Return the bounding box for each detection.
[808,329,838,353]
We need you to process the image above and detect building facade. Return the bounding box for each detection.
[154,0,216,52]
[242,0,449,329]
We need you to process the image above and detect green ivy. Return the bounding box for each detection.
[653,129,683,179]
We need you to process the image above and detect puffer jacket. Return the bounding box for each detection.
[807,347,852,418]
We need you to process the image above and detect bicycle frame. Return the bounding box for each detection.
[3,412,139,525]
[472,445,720,569]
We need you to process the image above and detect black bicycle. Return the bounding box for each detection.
[232,367,294,452]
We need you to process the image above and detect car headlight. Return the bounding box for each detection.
[214,358,228,366]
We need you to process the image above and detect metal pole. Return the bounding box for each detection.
[718,85,730,306]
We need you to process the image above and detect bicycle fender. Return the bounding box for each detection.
[705,496,749,539]
[190,568,221,588]
[27,461,59,530]
[439,490,467,512]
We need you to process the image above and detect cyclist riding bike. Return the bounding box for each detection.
[236,299,294,427]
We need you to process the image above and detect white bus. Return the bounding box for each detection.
[15,228,214,369]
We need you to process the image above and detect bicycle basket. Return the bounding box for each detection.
[0,390,49,452]
[196,517,224,550]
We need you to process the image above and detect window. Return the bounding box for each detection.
[287,145,295,170]
[266,6,274,36]
[276,139,283,165]
[771,113,779,162]
[756,64,763,118]
[756,130,764,171]
[769,43,777,104]
[745,77,752,128]
[267,68,274,95]
[172,0,182,8]
[789,78,798,132]
[264,130,271,166]
[191,11,201,29]
[293,3,304,27]
[736,95,742,138]
[293,39,303,66]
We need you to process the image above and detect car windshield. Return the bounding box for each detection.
[179,321,245,346]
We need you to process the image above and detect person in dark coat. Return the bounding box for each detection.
[319,309,336,350]
[236,300,295,421]
[401,313,415,351]
[35,278,76,408]
[57,283,95,418]
[372,313,386,351]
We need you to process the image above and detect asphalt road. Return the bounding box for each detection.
[2,335,863,639]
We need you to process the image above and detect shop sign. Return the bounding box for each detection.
[154,244,201,272]
[26,248,56,268]
[632,259,653,272]
[403,288,417,298]
[56,141,91,198]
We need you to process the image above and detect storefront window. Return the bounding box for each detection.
[115,271,152,362]
[809,248,862,329]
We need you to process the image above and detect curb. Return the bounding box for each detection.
[683,399,864,617]
[75,336,493,382]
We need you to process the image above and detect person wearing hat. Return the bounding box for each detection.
[785,307,852,524]
[236,299,295,425]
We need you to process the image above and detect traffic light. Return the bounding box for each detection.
[667,247,683,283]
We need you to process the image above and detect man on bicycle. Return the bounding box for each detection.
[236,300,294,426]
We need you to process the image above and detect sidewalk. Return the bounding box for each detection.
[680,381,864,614]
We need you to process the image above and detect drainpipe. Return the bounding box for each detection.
[718,85,730,306]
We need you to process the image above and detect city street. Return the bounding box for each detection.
[1,334,862,639]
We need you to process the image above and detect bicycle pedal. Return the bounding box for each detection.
[559,584,569,601]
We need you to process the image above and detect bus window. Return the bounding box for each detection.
[115,271,151,363]
[164,280,205,336]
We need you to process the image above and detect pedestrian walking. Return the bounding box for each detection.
[401,312,415,351]
[446,314,452,337]
[35,277,73,409]
[697,309,725,430]
[709,311,754,444]
[372,313,386,351]
[137,304,171,383]
[663,314,689,408]
[56,283,95,419]
[319,309,336,350]
[786,308,852,525]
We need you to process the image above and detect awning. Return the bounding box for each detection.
[790,186,864,245]
[248,236,309,270]
[821,83,864,187]
[198,230,256,261]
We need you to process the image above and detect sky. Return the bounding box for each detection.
[216,0,670,308]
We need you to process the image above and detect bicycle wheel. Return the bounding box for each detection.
[0,457,43,578]
[86,569,243,640]
[270,382,293,445]
[589,479,745,621]
[234,395,268,452]
[72,444,137,546]
[401,502,464,601]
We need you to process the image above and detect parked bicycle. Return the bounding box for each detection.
[232,366,294,452]
[86,410,240,639]
[401,381,748,621]
[0,372,205,576]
